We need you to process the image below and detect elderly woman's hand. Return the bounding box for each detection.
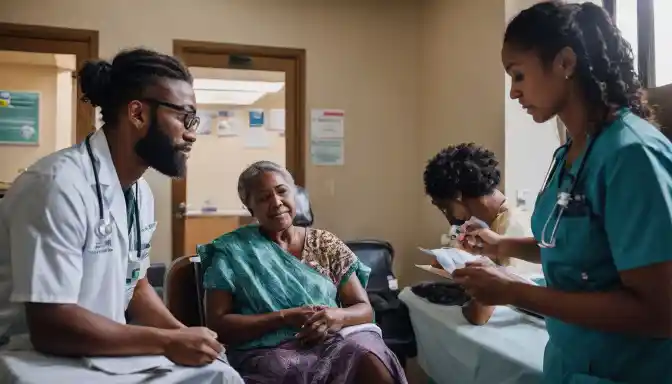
[281,306,326,329]
[296,308,344,345]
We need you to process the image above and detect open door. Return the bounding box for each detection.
[172,41,306,260]
[0,23,98,198]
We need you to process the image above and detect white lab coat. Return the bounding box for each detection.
[0,129,243,383]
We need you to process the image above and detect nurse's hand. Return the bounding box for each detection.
[164,327,223,366]
[452,260,526,306]
[459,226,502,261]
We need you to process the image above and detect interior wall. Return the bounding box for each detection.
[0,63,58,183]
[187,89,286,212]
[415,0,507,283]
[54,69,74,151]
[0,0,423,279]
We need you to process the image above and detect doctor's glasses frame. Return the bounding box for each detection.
[141,98,200,132]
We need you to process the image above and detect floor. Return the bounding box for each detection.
[406,358,429,384]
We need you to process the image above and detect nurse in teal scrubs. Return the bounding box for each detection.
[452,2,672,383]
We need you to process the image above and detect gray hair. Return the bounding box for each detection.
[237,161,296,208]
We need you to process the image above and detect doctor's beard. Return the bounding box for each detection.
[134,110,187,178]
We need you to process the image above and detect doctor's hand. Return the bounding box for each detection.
[164,327,222,367]
[459,226,502,261]
[452,261,526,306]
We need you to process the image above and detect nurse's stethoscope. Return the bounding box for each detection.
[537,133,601,248]
[85,133,142,260]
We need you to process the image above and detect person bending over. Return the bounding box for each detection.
[423,143,540,325]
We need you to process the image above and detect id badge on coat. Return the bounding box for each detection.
[126,246,150,285]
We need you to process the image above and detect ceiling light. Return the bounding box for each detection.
[194,90,265,105]
[193,79,284,93]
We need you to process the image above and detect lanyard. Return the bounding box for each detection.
[125,183,142,260]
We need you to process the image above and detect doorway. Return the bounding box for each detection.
[0,23,98,197]
[172,41,306,260]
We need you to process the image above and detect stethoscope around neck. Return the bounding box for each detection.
[85,133,142,261]
[537,132,601,248]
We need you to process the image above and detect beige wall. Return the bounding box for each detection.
[188,89,286,211]
[2,0,595,285]
[0,64,58,183]
[0,0,424,281]
[0,52,75,184]
[414,0,507,283]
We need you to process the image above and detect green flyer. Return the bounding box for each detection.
[0,91,39,145]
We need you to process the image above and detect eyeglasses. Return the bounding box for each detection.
[142,98,200,132]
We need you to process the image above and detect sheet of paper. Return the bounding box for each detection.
[311,109,345,166]
[418,247,539,285]
[415,264,454,281]
[311,109,344,139]
[418,247,481,274]
[268,108,285,132]
[244,127,270,148]
[216,110,240,137]
[84,356,174,375]
[195,110,213,135]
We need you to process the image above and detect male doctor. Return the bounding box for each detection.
[0,48,242,383]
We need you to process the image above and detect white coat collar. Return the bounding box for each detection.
[86,129,129,244]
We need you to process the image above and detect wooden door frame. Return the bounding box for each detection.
[0,23,99,142]
[172,40,306,260]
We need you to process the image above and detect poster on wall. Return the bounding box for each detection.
[267,109,285,132]
[310,109,344,166]
[216,110,239,137]
[244,127,270,149]
[195,110,214,135]
[248,109,265,128]
[0,91,40,145]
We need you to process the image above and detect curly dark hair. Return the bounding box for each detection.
[78,48,192,125]
[423,143,501,200]
[504,1,654,124]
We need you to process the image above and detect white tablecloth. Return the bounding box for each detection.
[0,351,244,384]
[399,288,548,384]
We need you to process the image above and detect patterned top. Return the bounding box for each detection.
[199,224,370,350]
[302,228,359,286]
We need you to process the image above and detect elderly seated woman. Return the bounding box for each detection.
[199,161,407,384]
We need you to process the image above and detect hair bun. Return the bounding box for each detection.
[78,59,112,107]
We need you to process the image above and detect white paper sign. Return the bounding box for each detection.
[311,109,344,139]
[244,127,270,148]
[268,109,285,132]
[311,109,344,166]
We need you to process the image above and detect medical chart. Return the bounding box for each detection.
[418,247,481,274]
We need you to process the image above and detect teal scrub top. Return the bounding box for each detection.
[531,110,672,384]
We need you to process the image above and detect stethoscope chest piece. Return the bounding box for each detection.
[95,218,113,239]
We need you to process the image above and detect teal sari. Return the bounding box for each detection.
[199,224,371,350]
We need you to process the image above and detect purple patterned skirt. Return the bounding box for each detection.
[227,329,408,384]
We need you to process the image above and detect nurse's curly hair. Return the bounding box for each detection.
[504,1,654,124]
[423,143,501,200]
[77,48,192,125]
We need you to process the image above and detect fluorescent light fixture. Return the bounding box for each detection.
[195,90,265,106]
[193,79,284,105]
[193,79,284,93]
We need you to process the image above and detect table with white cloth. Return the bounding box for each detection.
[399,288,548,384]
[0,350,244,384]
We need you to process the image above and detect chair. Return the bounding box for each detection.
[293,186,314,227]
[165,255,205,327]
[345,240,417,368]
